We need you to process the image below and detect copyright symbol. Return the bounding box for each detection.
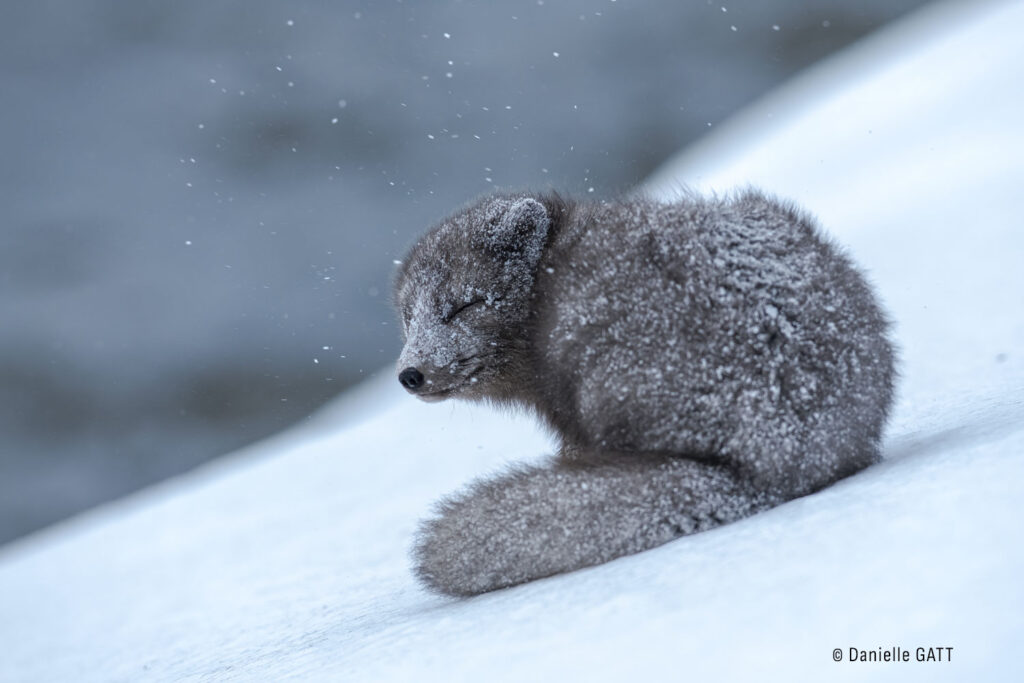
[833,648,843,662]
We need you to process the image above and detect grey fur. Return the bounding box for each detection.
[393,189,895,597]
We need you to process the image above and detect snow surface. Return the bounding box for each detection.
[2,0,1023,680]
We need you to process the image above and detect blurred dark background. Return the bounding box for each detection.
[0,0,931,545]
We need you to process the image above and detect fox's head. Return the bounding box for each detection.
[393,193,553,402]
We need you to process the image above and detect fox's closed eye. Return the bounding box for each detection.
[442,299,485,323]
[442,298,485,323]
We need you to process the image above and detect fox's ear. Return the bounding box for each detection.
[481,197,550,259]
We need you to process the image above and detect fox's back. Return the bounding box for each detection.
[532,191,894,471]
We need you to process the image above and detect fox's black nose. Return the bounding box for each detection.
[399,367,425,390]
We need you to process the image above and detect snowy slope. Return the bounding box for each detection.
[2,0,1023,680]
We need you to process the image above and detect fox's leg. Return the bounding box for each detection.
[412,454,778,597]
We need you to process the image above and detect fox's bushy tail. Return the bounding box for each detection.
[413,454,780,596]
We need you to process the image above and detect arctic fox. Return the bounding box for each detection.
[393,189,895,597]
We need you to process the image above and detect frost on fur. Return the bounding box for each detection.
[394,189,896,596]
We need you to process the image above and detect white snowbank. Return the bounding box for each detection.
[2,0,1023,680]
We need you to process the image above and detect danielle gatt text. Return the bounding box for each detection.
[833,647,954,663]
